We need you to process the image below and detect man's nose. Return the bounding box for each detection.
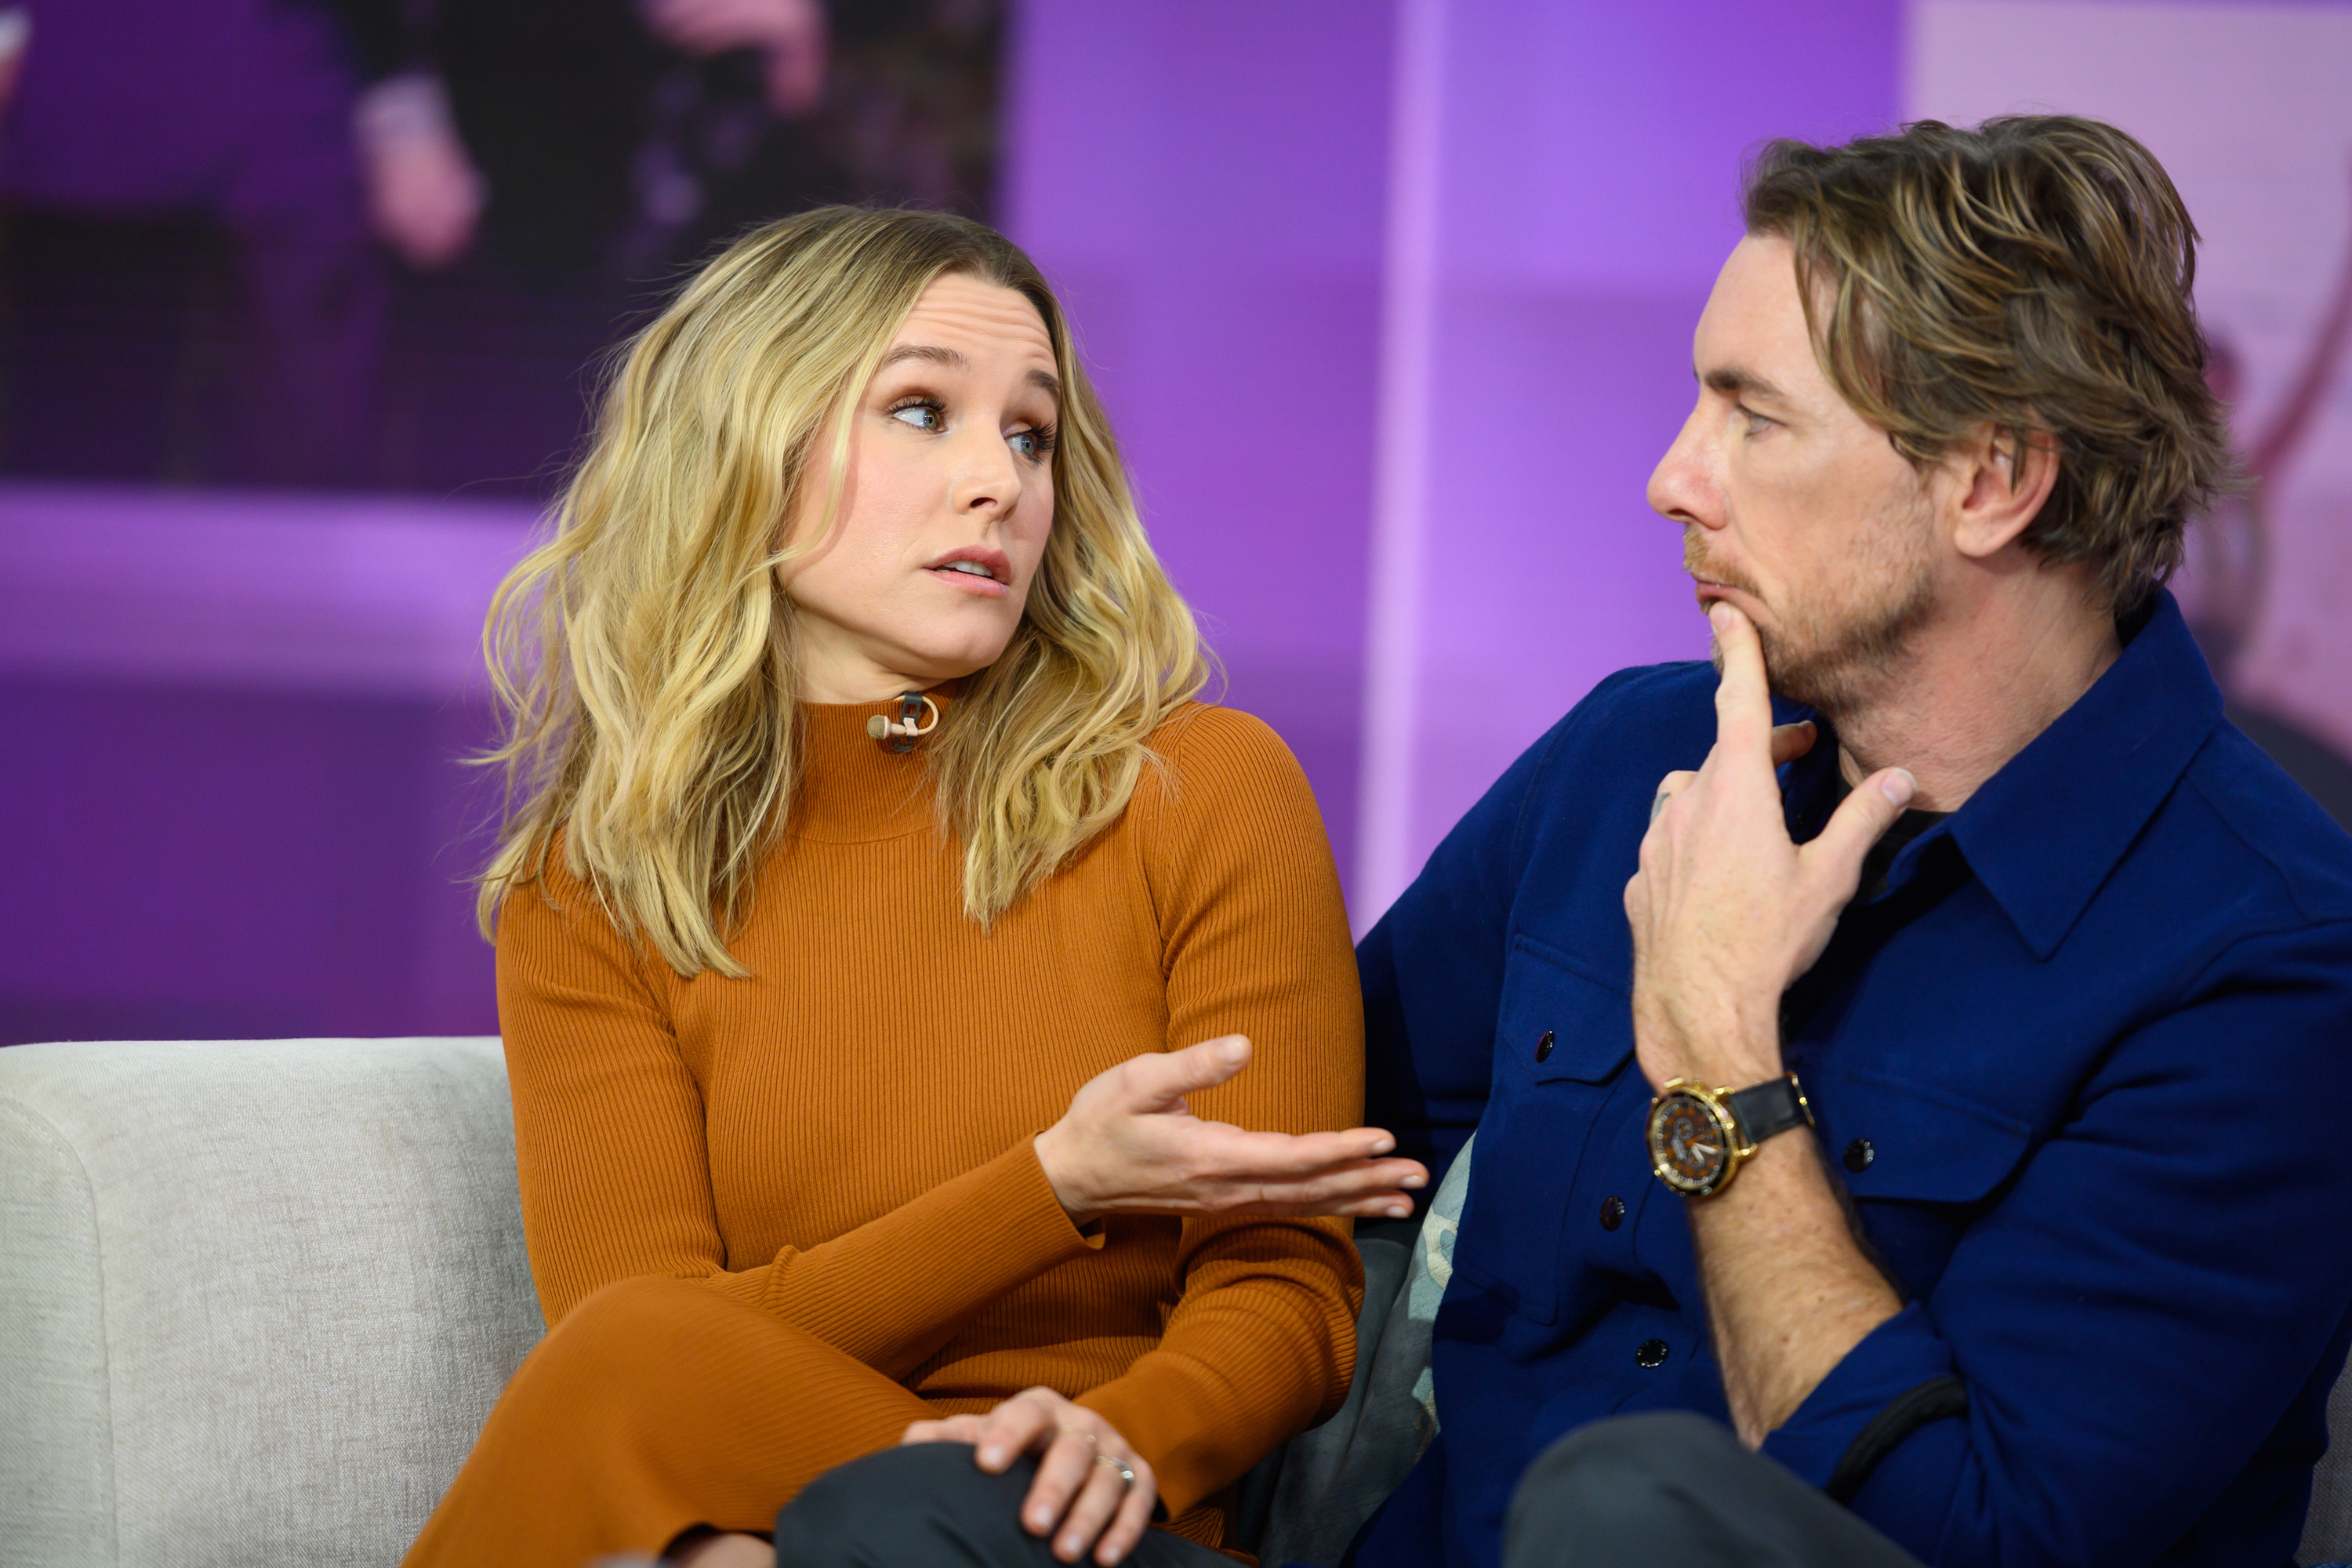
[1646,404,1718,530]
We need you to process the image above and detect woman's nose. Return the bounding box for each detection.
[952,429,1022,517]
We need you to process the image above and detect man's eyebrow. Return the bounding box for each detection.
[879,343,1062,402]
[1698,364,1791,405]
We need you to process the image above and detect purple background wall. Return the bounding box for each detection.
[1001,0,1392,884]
[1356,0,1903,920]
[997,0,1904,926]
[7,1,2341,1042]
[0,490,532,1042]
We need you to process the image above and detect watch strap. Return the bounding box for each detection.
[1724,1072,1812,1148]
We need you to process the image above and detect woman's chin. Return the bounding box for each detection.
[884,641,1014,689]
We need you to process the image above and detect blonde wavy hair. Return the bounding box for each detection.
[477,206,1210,977]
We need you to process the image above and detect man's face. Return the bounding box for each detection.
[1646,234,1941,715]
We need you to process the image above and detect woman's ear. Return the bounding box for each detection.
[1950,424,2060,561]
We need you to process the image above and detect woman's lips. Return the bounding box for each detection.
[927,564,1009,598]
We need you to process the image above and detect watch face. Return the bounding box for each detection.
[1649,1092,1731,1195]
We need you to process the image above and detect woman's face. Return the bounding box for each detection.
[778,273,1061,702]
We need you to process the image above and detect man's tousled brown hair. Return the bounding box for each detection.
[1742,114,2234,615]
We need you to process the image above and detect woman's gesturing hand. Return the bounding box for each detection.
[1033,1036,1427,1227]
[902,1388,1155,1565]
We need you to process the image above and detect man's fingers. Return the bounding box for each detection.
[1769,720,1819,768]
[1708,602,1776,755]
[1649,769,1697,825]
[1803,766,1918,897]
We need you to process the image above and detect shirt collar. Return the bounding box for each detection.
[1783,591,2222,960]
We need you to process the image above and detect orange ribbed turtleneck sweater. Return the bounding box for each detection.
[478,696,1366,1555]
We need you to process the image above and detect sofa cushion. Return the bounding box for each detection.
[0,1037,543,1567]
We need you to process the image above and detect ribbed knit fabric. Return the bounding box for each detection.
[403,696,1366,1566]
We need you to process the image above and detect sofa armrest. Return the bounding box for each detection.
[0,1037,543,1566]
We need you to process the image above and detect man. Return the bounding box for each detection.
[1351,116,2352,1566]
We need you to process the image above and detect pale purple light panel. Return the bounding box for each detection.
[1000,1,1904,928]
[1357,0,1903,921]
[1001,0,1393,892]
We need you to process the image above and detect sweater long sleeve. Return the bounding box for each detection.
[1077,711,1366,1516]
[500,863,1102,1380]
[492,698,1366,1552]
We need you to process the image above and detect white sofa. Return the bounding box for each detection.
[5,1037,2351,1566]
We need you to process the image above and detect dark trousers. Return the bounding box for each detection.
[773,1443,1233,1566]
[773,1413,1926,1567]
[1504,1411,1926,1568]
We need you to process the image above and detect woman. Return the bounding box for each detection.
[403,205,1424,1568]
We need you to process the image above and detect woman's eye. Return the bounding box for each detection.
[890,401,946,433]
[1738,406,1774,437]
[1007,422,1058,463]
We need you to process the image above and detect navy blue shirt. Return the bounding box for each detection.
[1354,595,2352,1568]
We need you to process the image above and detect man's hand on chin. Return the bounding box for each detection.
[1624,601,1915,1445]
[1624,601,1916,1094]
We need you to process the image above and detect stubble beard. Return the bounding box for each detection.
[1686,498,1940,722]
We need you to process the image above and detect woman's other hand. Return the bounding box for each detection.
[1033,1036,1428,1227]
[902,1389,1156,1566]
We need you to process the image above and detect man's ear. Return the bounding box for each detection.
[1948,424,2060,561]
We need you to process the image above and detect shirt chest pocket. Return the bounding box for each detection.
[1450,937,1639,1326]
[1810,1069,2033,1298]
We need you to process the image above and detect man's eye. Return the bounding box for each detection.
[1738,406,1774,436]
[891,402,946,433]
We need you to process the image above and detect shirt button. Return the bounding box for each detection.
[1635,1338,1669,1369]
[1844,1138,1875,1173]
[1534,1029,1555,1063]
[1599,1195,1625,1231]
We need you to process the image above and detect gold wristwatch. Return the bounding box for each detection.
[1645,1072,1813,1197]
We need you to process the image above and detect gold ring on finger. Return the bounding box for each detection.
[1092,1452,1135,1487]
[1056,1425,1098,1450]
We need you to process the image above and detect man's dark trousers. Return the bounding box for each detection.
[1501,1412,1922,1568]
